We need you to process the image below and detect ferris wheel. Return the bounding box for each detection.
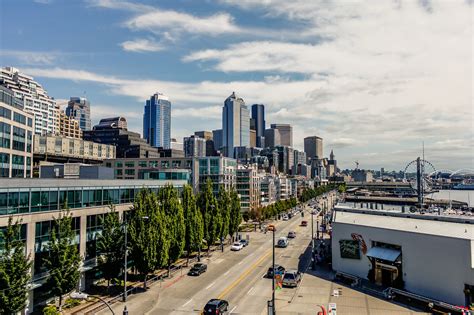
[403,158,436,193]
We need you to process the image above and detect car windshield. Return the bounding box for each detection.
[233,243,241,246]
[194,264,203,268]
[284,273,295,280]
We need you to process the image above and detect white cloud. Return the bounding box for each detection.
[34,0,53,4]
[120,38,165,52]
[0,50,60,65]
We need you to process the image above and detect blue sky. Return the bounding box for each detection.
[1,0,472,170]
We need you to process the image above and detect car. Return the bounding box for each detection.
[287,231,296,238]
[188,263,207,276]
[282,270,302,288]
[203,299,229,314]
[276,237,289,248]
[300,220,308,227]
[231,242,244,251]
[282,215,289,221]
[239,239,249,247]
[266,265,285,278]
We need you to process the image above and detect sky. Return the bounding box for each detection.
[0,0,472,171]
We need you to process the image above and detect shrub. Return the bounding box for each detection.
[64,297,81,309]
[43,305,60,315]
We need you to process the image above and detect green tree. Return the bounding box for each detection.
[43,208,81,311]
[129,189,169,289]
[0,217,32,314]
[217,188,231,240]
[159,185,185,275]
[197,178,220,253]
[96,205,124,292]
[228,190,241,240]
[182,185,204,264]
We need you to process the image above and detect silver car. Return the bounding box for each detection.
[282,270,301,287]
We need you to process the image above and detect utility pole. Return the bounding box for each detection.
[267,224,276,315]
[123,216,127,303]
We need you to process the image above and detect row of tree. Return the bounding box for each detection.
[298,184,344,203]
[247,198,298,222]
[0,180,242,313]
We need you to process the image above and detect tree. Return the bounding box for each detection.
[228,189,241,240]
[96,205,124,292]
[182,185,203,264]
[129,189,169,289]
[197,178,220,253]
[0,217,32,314]
[43,208,81,311]
[159,185,185,275]
[217,188,231,241]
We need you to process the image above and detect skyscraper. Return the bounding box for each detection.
[304,136,323,161]
[222,92,250,157]
[183,135,206,157]
[143,93,171,149]
[264,128,281,148]
[251,104,265,148]
[66,97,91,131]
[270,124,292,147]
[212,129,223,151]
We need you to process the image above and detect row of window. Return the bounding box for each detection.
[110,159,192,169]
[0,186,168,216]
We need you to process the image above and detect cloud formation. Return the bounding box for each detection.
[120,38,165,52]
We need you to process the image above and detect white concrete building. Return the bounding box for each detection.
[331,207,474,307]
[1,67,60,135]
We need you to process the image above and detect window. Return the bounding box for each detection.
[138,161,147,167]
[125,169,135,176]
[115,161,123,168]
[339,240,361,259]
[0,122,11,149]
[125,161,135,168]
[27,118,33,127]
[13,112,26,125]
[12,126,26,151]
[0,106,11,119]
[161,160,169,168]
[0,153,9,177]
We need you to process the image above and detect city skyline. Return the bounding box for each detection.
[1,0,472,170]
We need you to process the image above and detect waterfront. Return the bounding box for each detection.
[429,190,474,207]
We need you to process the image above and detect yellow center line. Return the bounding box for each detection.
[217,249,272,300]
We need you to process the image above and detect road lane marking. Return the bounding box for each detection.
[183,299,192,306]
[238,260,244,265]
[247,286,255,295]
[206,281,216,289]
[230,306,237,313]
[217,249,272,300]
[224,270,230,276]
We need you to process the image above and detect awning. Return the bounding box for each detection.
[366,247,401,262]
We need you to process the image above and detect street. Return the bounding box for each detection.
[98,193,424,314]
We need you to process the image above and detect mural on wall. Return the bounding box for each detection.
[351,233,367,254]
[339,240,361,259]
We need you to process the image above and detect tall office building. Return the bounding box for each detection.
[0,66,60,135]
[143,93,171,149]
[66,97,91,131]
[304,136,323,161]
[270,124,292,147]
[222,92,249,157]
[251,104,265,148]
[212,129,223,151]
[264,128,281,148]
[194,131,213,140]
[183,135,206,157]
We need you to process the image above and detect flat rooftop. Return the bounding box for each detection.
[0,178,188,189]
[333,207,474,240]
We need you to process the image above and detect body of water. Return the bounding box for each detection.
[428,189,474,207]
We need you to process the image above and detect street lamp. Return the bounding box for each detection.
[267,224,276,315]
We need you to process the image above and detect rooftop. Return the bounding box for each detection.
[333,206,474,240]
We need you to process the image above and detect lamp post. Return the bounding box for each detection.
[123,216,127,303]
[268,224,276,315]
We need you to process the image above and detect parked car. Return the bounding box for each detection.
[300,220,308,227]
[287,231,296,238]
[282,215,289,221]
[231,242,244,251]
[240,239,249,247]
[282,270,302,287]
[203,299,229,314]
[188,263,207,276]
[266,265,285,278]
[276,237,289,248]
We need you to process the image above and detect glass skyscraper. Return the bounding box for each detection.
[251,104,265,148]
[143,93,171,149]
[66,97,91,131]
[222,92,250,158]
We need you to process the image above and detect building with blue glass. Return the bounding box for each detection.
[251,104,265,148]
[143,93,171,149]
[222,92,249,158]
[66,97,91,131]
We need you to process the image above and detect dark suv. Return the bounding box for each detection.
[266,265,285,278]
[188,263,207,276]
[203,299,229,314]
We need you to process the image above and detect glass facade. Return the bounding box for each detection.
[0,184,166,216]
[143,93,171,149]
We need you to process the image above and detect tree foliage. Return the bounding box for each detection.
[217,188,231,240]
[43,208,81,311]
[182,185,203,257]
[0,217,32,314]
[96,205,124,291]
[197,179,220,250]
[128,189,169,288]
[228,189,242,239]
[159,185,185,266]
